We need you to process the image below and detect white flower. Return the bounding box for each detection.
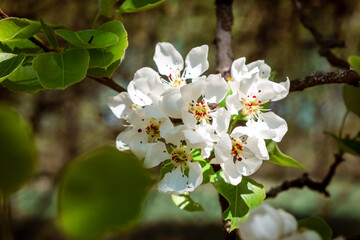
[213,126,269,185]
[115,105,173,167]
[239,204,322,240]
[226,74,289,142]
[108,67,168,120]
[153,42,209,88]
[157,125,206,194]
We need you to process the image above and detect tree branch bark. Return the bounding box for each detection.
[266,153,345,199]
[290,69,360,92]
[215,0,234,79]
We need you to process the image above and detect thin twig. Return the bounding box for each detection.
[289,70,360,92]
[266,153,345,199]
[291,0,349,69]
[0,8,126,93]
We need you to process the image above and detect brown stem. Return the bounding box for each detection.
[266,153,345,199]
[289,70,360,92]
[0,197,13,240]
[215,0,234,79]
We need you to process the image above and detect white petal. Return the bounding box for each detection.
[211,108,231,135]
[158,167,188,194]
[243,134,269,160]
[108,92,133,119]
[204,74,228,103]
[231,57,248,81]
[220,161,242,185]
[180,80,205,104]
[184,45,209,79]
[186,162,203,192]
[144,142,169,168]
[301,231,322,240]
[144,105,167,119]
[235,156,262,176]
[159,118,174,138]
[257,112,288,142]
[115,128,131,151]
[239,204,283,240]
[277,209,298,236]
[214,133,232,163]
[161,88,183,118]
[247,60,271,79]
[127,79,152,106]
[226,93,242,115]
[182,110,198,128]
[153,42,184,77]
[246,118,277,140]
[271,77,290,101]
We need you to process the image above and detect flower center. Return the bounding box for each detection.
[131,104,140,110]
[231,138,245,162]
[145,118,162,142]
[169,71,186,88]
[189,100,211,123]
[240,95,262,119]
[170,146,193,169]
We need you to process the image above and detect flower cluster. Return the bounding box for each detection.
[108,42,289,194]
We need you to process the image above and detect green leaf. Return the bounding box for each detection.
[0,39,42,54]
[210,171,265,231]
[298,217,332,240]
[2,65,44,93]
[58,147,153,239]
[0,53,26,82]
[0,17,41,41]
[56,29,119,49]
[32,49,89,89]
[88,21,128,68]
[343,84,360,118]
[0,104,37,196]
[99,0,119,17]
[87,58,121,78]
[348,56,360,74]
[171,192,204,212]
[266,140,306,169]
[119,0,166,13]
[40,18,58,50]
[199,161,214,184]
[327,132,360,156]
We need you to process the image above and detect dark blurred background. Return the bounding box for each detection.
[0,0,360,239]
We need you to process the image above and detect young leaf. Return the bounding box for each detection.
[199,161,214,184]
[88,21,128,68]
[87,58,121,78]
[1,65,44,93]
[210,171,265,231]
[327,132,360,156]
[40,18,58,50]
[348,56,360,74]
[119,0,166,13]
[32,49,90,89]
[0,39,42,54]
[171,192,205,212]
[0,53,26,82]
[298,217,332,240]
[0,104,37,196]
[343,84,360,118]
[99,0,119,17]
[56,29,119,49]
[0,17,41,41]
[58,147,153,239]
[266,140,306,169]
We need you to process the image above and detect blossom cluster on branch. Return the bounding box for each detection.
[108,42,290,194]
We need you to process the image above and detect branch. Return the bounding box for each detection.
[290,69,360,92]
[0,8,125,93]
[215,0,234,79]
[266,153,345,199]
[291,0,349,69]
